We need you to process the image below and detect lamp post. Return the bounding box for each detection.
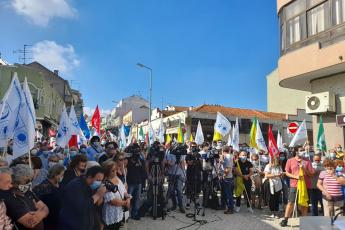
[137,63,152,127]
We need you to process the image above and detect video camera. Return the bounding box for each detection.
[170,142,187,163]
[205,148,219,165]
[103,180,118,193]
[149,141,165,163]
[124,143,141,158]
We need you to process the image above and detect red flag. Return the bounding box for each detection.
[268,125,279,159]
[145,132,149,145]
[68,135,78,148]
[91,105,101,134]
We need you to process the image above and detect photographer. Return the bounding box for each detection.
[98,142,118,166]
[185,142,203,209]
[166,143,187,213]
[102,159,130,230]
[125,143,146,220]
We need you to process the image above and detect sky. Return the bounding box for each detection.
[0,0,280,116]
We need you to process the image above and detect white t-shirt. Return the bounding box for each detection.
[264,164,283,194]
[102,179,126,225]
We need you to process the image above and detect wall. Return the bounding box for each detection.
[267,69,310,115]
[311,74,345,149]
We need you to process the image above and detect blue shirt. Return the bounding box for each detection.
[166,152,186,178]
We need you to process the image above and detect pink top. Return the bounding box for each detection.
[319,171,343,198]
[285,157,313,189]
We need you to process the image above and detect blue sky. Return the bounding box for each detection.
[0,0,279,115]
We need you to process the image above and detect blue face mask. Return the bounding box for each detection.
[240,156,247,162]
[70,151,77,158]
[280,156,285,161]
[80,148,87,154]
[90,180,102,190]
[336,166,343,172]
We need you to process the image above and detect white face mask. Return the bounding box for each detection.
[49,162,57,168]
[18,182,32,193]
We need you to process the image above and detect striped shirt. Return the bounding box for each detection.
[319,171,343,198]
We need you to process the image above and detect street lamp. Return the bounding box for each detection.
[137,63,152,126]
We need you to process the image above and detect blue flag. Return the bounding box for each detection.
[79,113,90,139]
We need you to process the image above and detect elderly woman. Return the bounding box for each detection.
[317,159,344,217]
[102,159,130,230]
[33,164,64,230]
[0,164,49,229]
[0,167,13,230]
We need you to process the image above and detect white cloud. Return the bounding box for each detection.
[84,107,111,117]
[10,0,76,26]
[32,40,80,76]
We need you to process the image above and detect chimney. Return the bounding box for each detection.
[53,70,59,75]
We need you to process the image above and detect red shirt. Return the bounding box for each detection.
[285,157,314,189]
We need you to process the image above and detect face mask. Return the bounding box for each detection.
[101,140,106,145]
[70,151,77,158]
[240,156,247,162]
[280,156,285,161]
[49,162,57,168]
[330,153,336,159]
[326,169,333,174]
[80,148,87,154]
[252,160,259,166]
[80,168,86,174]
[337,148,342,152]
[90,180,102,190]
[31,149,38,155]
[58,160,64,165]
[93,142,100,147]
[261,156,269,163]
[18,182,32,193]
[336,166,343,172]
[59,176,64,183]
[298,151,305,157]
[191,147,198,153]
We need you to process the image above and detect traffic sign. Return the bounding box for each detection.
[288,122,299,134]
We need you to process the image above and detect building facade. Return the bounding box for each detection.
[277,0,345,149]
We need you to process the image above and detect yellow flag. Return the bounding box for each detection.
[177,122,184,143]
[213,131,222,141]
[234,162,245,197]
[249,117,258,149]
[189,133,193,142]
[297,167,309,207]
[166,134,172,144]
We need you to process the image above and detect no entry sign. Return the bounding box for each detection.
[288,122,299,134]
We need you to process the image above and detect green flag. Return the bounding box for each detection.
[317,115,327,152]
[139,127,144,141]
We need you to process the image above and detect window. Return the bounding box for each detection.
[287,15,305,44]
[286,0,306,20]
[307,2,330,36]
[281,23,286,50]
[333,0,345,25]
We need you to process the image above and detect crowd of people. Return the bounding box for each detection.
[0,135,345,229]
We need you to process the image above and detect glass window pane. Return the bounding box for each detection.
[307,2,330,36]
[286,0,306,20]
[307,0,326,8]
[333,0,345,25]
[281,23,286,51]
[287,16,302,44]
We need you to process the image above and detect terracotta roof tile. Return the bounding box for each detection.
[192,104,286,121]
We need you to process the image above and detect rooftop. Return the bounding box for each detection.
[192,104,287,121]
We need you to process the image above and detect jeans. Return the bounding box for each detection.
[167,174,184,208]
[128,183,142,218]
[310,188,323,216]
[222,178,234,210]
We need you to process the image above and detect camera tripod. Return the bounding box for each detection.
[149,158,165,220]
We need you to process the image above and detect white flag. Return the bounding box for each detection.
[277,130,284,152]
[78,127,87,145]
[289,120,307,147]
[149,124,155,145]
[157,118,165,143]
[12,77,36,157]
[108,131,116,141]
[255,119,267,152]
[195,121,204,145]
[0,73,22,147]
[227,125,233,147]
[69,105,80,136]
[56,105,72,147]
[215,112,231,136]
[126,128,133,147]
[232,118,240,151]
[119,125,126,149]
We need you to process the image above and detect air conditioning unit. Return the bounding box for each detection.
[305,92,336,114]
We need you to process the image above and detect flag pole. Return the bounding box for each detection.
[28,151,32,168]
